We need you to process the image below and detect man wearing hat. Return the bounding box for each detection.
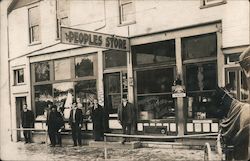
[118,96,136,144]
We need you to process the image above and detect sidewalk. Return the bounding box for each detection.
[1,141,205,161]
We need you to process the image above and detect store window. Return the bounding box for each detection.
[14,68,24,85]
[226,68,249,102]
[132,40,175,66]
[118,0,135,24]
[136,68,175,119]
[56,0,69,38]
[182,33,218,119]
[104,50,127,68]
[75,54,95,77]
[34,61,50,82]
[185,63,218,119]
[53,82,74,109]
[182,33,217,60]
[75,80,97,112]
[28,6,40,43]
[54,58,71,80]
[34,84,53,117]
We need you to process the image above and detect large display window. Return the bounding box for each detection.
[31,53,97,119]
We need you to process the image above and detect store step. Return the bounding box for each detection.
[89,141,141,149]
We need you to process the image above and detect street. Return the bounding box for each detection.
[1,141,205,161]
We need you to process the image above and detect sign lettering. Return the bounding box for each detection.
[61,27,129,51]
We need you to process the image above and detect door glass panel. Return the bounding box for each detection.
[108,74,121,94]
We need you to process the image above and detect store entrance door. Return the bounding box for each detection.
[16,97,27,141]
[104,72,128,115]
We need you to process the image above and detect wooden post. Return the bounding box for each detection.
[175,38,185,136]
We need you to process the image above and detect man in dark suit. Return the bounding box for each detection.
[21,104,34,144]
[90,98,104,141]
[47,105,64,147]
[118,97,135,144]
[69,102,83,146]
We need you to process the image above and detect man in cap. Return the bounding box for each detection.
[118,96,135,144]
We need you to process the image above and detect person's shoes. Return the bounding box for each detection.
[73,144,77,147]
[24,142,28,144]
[121,140,125,145]
[50,144,55,147]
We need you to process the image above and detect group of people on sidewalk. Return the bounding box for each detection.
[21,96,136,146]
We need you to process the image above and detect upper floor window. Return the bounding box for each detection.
[201,0,226,8]
[119,0,135,25]
[14,69,24,85]
[28,6,40,43]
[56,0,69,39]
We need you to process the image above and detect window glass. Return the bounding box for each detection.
[137,68,174,94]
[54,58,71,80]
[182,33,217,60]
[240,71,249,101]
[187,92,221,119]
[119,0,135,23]
[132,40,175,66]
[28,6,40,43]
[75,55,95,77]
[53,82,74,109]
[104,50,127,68]
[14,69,24,84]
[227,71,237,98]
[138,95,174,119]
[34,84,53,117]
[34,61,50,82]
[75,80,97,114]
[108,74,121,94]
[186,63,217,91]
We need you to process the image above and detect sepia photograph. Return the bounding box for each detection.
[0,0,250,160]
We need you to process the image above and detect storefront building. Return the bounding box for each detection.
[6,0,250,141]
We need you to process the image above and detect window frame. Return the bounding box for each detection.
[28,5,41,45]
[118,0,136,25]
[56,0,69,39]
[14,68,25,85]
[201,0,226,8]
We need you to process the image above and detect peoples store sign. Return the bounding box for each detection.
[61,27,130,52]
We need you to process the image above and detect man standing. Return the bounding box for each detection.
[21,104,34,144]
[118,97,135,144]
[69,102,83,146]
[90,98,104,141]
[47,105,64,147]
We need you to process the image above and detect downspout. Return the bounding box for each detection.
[95,0,106,31]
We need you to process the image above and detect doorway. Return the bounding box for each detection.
[16,97,26,141]
[104,72,128,115]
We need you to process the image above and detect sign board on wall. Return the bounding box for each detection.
[61,27,130,51]
[172,85,186,98]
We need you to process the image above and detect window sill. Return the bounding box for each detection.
[28,41,41,46]
[13,83,26,86]
[118,20,136,27]
[200,1,227,9]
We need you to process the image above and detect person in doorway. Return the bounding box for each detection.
[90,97,104,141]
[118,97,135,144]
[21,104,34,144]
[69,101,83,146]
[47,105,64,147]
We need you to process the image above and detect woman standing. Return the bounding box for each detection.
[91,98,104,141]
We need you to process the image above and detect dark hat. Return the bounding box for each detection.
[51,105,57,109]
